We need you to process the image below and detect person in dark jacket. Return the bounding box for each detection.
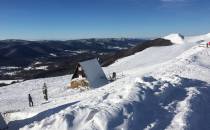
[28,94,33,107]
[112,72,117,81]
[42,83,48,101]
[207,42,210,48]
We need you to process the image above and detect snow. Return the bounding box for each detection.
[35,66,48,70]
[24,66,48,71]
[0,75,73,113]
[34,62,42,65]
[70,50,88,54]
[163,33,185,44]
[163,32,210,45]
[49,53,57,57]
[105,40,196,76]
[4,71,20,76]
[185,33,210,43]
[0,66,20,70]
[0,33,210,130]
[165,87,200,130]
[24,66,33,71]
[107,46,127,50]
[0,80,21,84]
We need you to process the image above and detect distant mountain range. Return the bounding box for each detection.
[0,38,173,86]
[0,38,143,66]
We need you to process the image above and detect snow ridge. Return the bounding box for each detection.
[185,32,210,43]
[164,33,185,44]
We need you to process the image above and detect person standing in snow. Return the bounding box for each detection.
[28,94,33,107]
[42,83,48,101]
[112,72,117,81]
[207,42,210,48]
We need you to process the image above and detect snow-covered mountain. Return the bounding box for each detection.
[164,32,210,44]
[163,33,185,44]
[0,33,210,130]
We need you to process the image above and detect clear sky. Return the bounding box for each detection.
[0,0,210,40]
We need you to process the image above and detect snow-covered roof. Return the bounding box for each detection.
[0,113,7,130]
[79,58,108,88]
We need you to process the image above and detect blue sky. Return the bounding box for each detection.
[0,0,210,40]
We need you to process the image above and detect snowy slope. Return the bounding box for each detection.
[0,33,210,130]
[185,33,210,43]
[105,41,196,76]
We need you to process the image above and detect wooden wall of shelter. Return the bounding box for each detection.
[71,64,86,80]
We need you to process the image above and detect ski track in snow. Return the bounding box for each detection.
[0,33,210,130]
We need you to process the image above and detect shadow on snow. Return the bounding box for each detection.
[8,101,79,130]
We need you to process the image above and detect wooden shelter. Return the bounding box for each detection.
[70,58,108,89]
